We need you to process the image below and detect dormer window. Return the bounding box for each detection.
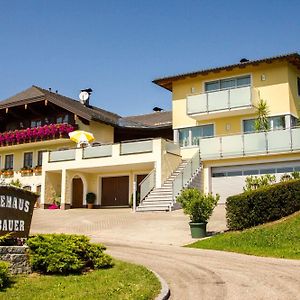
[205,75,251,93]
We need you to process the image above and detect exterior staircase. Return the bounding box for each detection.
[136,152,201,212]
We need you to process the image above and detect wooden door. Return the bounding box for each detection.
[102,176,129,206]
[72,178,83,208]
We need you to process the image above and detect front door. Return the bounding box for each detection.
[102,176,129,206]
[72,178,83,208]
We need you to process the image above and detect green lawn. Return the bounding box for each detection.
[187,211,300,259]
[0,260,160,300]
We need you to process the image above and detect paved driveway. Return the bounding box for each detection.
[30,206,300,300]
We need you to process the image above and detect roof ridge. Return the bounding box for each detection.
[124,110,171,118]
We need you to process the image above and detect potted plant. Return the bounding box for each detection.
[177,188,219,238]
[33,165,42,175]
[86,192,96,209]
[2,168,14,178]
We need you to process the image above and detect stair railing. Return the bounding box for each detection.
[139,169,156,203]
[172,150,201,201]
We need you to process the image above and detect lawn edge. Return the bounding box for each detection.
[151,269,170,300]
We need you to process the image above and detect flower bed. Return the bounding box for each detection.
[0,124,75,146]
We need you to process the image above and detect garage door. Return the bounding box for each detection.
[101,176,129,206]
[212,161,300,204]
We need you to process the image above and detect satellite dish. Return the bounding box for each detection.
[79,91,89,104]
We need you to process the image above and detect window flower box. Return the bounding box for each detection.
[2,169,14,178]
[20,167,33,177]
[0,123,77,147]
[34,166,42,176]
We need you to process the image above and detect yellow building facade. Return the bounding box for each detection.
[153,53,300,203]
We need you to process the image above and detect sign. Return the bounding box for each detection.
[0,185,37,238]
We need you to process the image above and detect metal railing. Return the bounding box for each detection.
[199,127,300,160]
[172,150,201,201]
[187,86,256,115]
[139,169,156,202]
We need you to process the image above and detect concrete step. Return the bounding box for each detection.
[136,205,170,212]
[142,200,173,205]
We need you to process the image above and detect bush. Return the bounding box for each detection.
[244,174,276,191]
[26,234,113,274]
[86,192,96,204]
[177,188,219,223]
[226,179,300,230]
[0,261,10,290]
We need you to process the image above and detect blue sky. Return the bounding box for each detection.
[0,0,299,116]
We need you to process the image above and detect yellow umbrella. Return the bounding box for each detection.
[68,130,95,146]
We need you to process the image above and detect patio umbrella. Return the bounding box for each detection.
[68,130,95,147]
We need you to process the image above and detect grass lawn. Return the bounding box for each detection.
[187,211,300,260]
[0,260,160,300]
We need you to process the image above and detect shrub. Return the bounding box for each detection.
[177,188,219,223]
[226,179,300,230]
[0,261,10,290]
[244,174,276,191]
[26,234,113,274]
[86,192,96,204]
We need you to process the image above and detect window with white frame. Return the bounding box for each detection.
[205,75,251,93]
[179,124,214,147]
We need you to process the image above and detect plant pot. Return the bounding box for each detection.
[87,203,94,209]
[189,222,207,238]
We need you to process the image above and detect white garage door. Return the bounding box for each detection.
[212,161,300,204]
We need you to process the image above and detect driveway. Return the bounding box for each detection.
[30,206,300,300]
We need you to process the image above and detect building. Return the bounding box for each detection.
[2,52,300,211]
[0,86,172,208]
[153,52,300,203]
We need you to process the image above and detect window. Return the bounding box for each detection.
[56,114,69,124]
[243,119,256,133]
[24,152,33,168]
[243,115,286,133]
[179,124,214,147]
[5,155,13,169]
[31,119,42,128]
[205,75,250,93]
[297,77,300,96]
[37,150,46,166]
[179,128,189,147]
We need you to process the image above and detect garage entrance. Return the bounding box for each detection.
[101,176,129,206]
[72,177,84,208]
[211,161,300,204]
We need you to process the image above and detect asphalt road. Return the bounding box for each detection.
[31,207,300,300]
[103,241,300,300]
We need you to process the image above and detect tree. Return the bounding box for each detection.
[254,99,270,131]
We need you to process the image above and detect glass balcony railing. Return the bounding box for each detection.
[199,127,300,160]
[49,149,76,162]
[187,86,256,116]
[0,123,77,147]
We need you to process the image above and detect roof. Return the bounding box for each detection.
[153,52,300,91]
[0,86,121,126]
[0,85,171,129]
[123,111,172,128]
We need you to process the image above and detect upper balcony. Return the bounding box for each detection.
[186,86,258,120]
[198,127,300,160]
[0,123,77,148]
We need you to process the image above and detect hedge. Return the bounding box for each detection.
[0,261,10,290]
[26,234,113,274]
[226,179,300,230]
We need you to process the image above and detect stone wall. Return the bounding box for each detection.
[0,246,31,274]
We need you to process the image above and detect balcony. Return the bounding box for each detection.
[199,127,300,160]
[0,123,77,147]
[187,86,257,120]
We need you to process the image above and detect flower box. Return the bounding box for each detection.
[20,168,33,177]
[34,166,42,176]
[2,169,14,178]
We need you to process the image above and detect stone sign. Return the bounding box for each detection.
[0,185,37,238]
